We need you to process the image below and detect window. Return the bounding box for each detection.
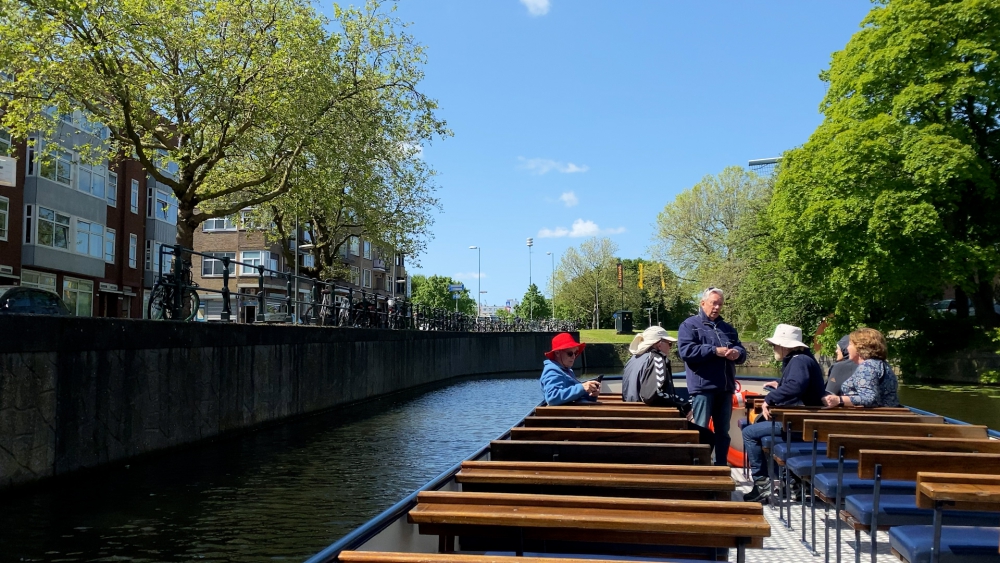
[39,148,73,186]
[152,189,177,224]
[384,274,391,291]
[395,253,404,267]
[363,240,372,260]
[350,266,361,286]
[107,171,117,206]
[0,196,7,241]
[36,207,71,249]
[130,180,139,213]
[104,228,115,263]
[145,241,173,274]
[129,234,137,268]
[349,236,360,256]
[20,270,56,293]
[63,277,94,317]
[202,252,236,276]
[362,268,372,289]
[77,161,106,199]
[0,130,11,156]
[302,254,315,268]
[203,216,236,231]
[75,220,104,258]
[240,251,278,275]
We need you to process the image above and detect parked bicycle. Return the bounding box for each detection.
[148,259,201,320]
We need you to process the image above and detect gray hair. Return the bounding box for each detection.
[701,287,725,301]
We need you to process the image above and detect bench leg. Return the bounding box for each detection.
[855,530,862,563]
[836,447,845,563]
[438,535,455,553]
[810,430,819,553]
[931,505,942,563]
[825,504,830,563]
[736,538,746,563]
[870,464,882,563]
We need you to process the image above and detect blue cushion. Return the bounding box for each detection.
[774,441,826,461]
[785,456,857,478]
[812,472,916,499]
[889,526,1000,563]
[761,435,783,449]
[846,494,1000,527]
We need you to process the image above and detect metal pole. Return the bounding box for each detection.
[293,214,298,323]
[526,238,533,321]
[477,247,481,317]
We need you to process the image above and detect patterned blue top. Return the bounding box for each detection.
[839,359,900,407]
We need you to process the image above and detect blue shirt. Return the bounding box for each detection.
[540,359,594,406]
[840,359,900,407]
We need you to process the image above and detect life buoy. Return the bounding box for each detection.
[732,380,747,409]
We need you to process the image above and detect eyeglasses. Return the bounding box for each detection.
[562,349,580,357]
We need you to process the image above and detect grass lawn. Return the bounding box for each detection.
[578,328,678,344]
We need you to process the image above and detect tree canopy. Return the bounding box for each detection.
[410,274,475,315]
[766,0,1000,354]
[514,284,551,321]
[0,0,447,251]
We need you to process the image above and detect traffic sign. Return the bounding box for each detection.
[452,293,459,299]
[448,284,464,292]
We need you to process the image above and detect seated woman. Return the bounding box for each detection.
[821,327,900,408]
[622,326,678,404]
[540,333,600,406]
[742,324,826,503]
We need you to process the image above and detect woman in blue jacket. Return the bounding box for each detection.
[540,333,600,405]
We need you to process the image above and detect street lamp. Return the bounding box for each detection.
[546,251,555,320]
[526,237,534,321]
[469,245,481,316]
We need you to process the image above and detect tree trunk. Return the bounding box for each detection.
[972,275,998,327]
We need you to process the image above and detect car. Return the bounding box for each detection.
[0,285,72,316]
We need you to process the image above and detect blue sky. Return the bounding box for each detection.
[326,0,874,308]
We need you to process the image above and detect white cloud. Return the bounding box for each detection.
[520,0,550,16]
[518,157,589,175]
[454,272,487,280]
[538,219,626,238]
[559,191,579,207]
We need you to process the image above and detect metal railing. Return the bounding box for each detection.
[152,245,581,332]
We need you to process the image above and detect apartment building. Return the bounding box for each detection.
[1,113,150,318]
[192,225,409,322]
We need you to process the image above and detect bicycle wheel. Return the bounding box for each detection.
[147,284,169,319]
[181,288,201,321]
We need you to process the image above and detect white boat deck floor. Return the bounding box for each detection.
[729,468,894,563]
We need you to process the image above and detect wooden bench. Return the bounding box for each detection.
[407,491,770,560]
[488,440,712,465]
[339,551,703,563]
[533,406,680,418]
[509,428,700,444]
[827,435,1000,459]
[521,417,689,430]
[456,461,735,500]
[802,421,988,446]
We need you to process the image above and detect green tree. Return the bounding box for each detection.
[410,274,476,315]
[768,0,1000,356]
[553,237,619,329]
[652,165,772,331]
[0,0,445,251]
[514,284,551,320]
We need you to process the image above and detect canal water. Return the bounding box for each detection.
[1,371,997,563]
[0,374,546,563]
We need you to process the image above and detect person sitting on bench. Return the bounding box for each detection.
[742,324,825,502]
[821,327,900,408]
[622,326,679,405]
[540,333,600,406]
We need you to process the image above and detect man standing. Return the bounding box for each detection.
[677,287,746,466]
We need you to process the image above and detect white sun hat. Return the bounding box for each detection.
[629,326,678,355]
[765,323,808,349]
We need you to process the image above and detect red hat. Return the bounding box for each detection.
[545,332,586,360]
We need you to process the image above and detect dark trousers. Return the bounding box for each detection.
[691,391,733,467]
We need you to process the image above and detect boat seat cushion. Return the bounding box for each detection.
[812,472,916,499]
[845,494,1000,527]
[785,456,857,478]
[773,441,826,461]
[889,525,1000,563]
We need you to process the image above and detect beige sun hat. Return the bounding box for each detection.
[765,324,808,349]
[628,326,678,355]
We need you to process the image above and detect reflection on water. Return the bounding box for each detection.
[0,374,544,563]
[898,384,1000,431]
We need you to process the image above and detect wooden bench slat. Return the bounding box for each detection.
[521,417,688,430]
[801,421,988,442]
[488,440,712,465]
[532,407,680,418]
[779,413,941,427]
[461,461,731,476]
[826,436,1000,459]
[856,451,1000,481]
[456,469,735,490]
[415,491,759,513]
[509,428,700,444]
[339,551,698,563]
[916,472,1000,511]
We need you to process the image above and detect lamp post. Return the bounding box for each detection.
[526,237,534,321]
[469,245,481,316]
[546,251,555,320]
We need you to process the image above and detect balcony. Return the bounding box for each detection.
[372,258,387,272]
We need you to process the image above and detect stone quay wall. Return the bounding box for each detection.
[0,316,561,491]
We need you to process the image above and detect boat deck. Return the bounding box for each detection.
[729,467,892,562]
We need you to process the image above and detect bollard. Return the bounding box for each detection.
[221,257,232,322]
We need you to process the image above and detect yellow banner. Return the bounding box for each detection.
[638,262,644,289]
[659,264,665,290]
